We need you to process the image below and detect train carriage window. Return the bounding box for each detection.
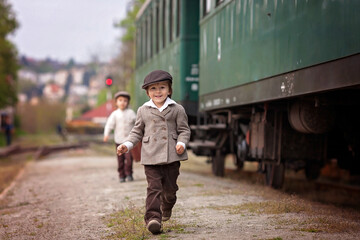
[141,21,145,64]
[136,27,141,66]
[144,19,148,61]
[149,14,153,58]
[203,0,211,17]
[169,0,173,43]
[162,0,166,48]
[156,4,159,53]
[216,0,225,7]
[176,0,180,37]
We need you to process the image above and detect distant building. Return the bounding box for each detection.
[30,96,40,106]
[77,100,115,126]
[54,70,68,86]
[43,83,65,102]
[70,84,88,96]
[65,100,115,134]
[17,93,28,103]
[18,69,37,84]
[38,72,55,85]
[72,68,85,85]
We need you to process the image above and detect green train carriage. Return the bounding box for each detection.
[134,0,199,121]
[190,0,360,188]
[135,0,360,189]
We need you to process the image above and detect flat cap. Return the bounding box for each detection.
[142,70,172,89]
[114,91,130,100]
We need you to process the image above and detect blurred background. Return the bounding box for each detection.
[1,0,360,209]
[0,0,145,143]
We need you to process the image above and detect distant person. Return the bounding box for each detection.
[104,91,136,183]
[117,70,191,234]
[2,115,14,146]
[56,123,67,141]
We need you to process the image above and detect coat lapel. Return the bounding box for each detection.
[149,107,162,117]
[161,106,171,117]
[148,104,173,118]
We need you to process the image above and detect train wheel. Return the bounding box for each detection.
[235,135,247,170]
[234,158,244,170]
[265,162,285,189]
[212,150,225,177]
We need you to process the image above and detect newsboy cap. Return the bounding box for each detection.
[114,91,130,101]
[142,70,173,89]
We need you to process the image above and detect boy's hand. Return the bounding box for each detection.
[176,144,184,155]
[103,136,109,142]
[117,144,128,155]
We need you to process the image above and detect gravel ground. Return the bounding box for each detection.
[1,148,360,240]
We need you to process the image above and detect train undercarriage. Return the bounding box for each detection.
[189,89,360,189]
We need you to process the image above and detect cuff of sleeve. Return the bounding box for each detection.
[176,141,186,149]
[123,141,134,153]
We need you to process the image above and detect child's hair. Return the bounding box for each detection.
[145,80,172,98]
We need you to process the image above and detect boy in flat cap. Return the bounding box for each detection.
[104,91,136,182]
[117,70,191,234]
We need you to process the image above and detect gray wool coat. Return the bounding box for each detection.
[126,103,191,165]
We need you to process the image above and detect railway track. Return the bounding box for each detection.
[0,142,89,159]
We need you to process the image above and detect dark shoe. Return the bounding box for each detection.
[126,175,134,182]
[147,219,162,234]
[119,178,125,183]
[162,209,172,221]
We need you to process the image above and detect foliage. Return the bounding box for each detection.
[0,0,19,108]
[115,0,146,42]
[96,88,115,107]
[66,58,76,69]
[110,0,145,107]
[0,0,17,38]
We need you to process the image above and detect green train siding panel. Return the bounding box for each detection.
[180,0,200,103]
[135,0,199,111]
[135,41,182,108]
[199,0,360,96]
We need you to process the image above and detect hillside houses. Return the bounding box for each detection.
[17,56,114,115]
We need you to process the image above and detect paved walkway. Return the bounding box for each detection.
[1,150,360,239]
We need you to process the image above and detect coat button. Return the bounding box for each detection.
[162,136,167,140]
[162,127,166,130]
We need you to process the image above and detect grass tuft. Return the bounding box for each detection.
[193,183,204,187]
[213,200,306,215]
[105,203,192,239]
[293,216,360,233]
[106,204,147,240]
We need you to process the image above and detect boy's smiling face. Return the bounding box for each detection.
[146,81,171,108]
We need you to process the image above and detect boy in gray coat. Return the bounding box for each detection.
[117,70,191,234]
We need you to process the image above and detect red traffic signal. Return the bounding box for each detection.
[105,76,113,87]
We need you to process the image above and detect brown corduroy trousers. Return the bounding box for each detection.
[144,161,180,224]
[115,144,133,178]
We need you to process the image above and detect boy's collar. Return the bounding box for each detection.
[144,97,176,112]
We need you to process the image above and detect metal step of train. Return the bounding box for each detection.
[190,123,227,131]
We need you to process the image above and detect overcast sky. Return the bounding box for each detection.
[8,0,132,63]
